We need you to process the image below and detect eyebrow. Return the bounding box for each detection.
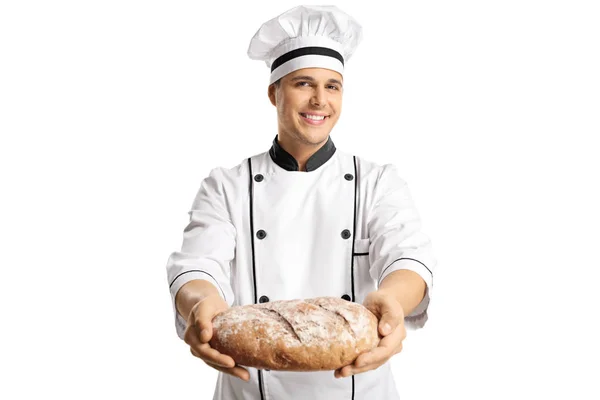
[290,75,343,87]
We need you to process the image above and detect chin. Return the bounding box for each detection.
[297,129,329,144]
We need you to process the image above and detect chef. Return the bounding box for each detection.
[166,5,436,400]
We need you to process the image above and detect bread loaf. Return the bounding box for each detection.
[209,296,380,371]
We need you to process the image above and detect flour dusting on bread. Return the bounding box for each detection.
[210,296,380,371]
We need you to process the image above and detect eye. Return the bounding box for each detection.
[296,81,311,87]
[327,85,340,90]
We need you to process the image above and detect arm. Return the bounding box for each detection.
[166,167,236,339]
[335,165,436,379]
[367,164,436,330]
[378,269,426,316]
[175,267,251,382]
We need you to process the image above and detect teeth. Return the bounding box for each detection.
[302,113,326,121]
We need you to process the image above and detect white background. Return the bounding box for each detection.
[1,0,599,399]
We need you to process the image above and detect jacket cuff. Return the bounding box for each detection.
[169,270,229,340]
[378,258,433,330]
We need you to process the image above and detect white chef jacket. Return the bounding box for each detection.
[166,135,436,400]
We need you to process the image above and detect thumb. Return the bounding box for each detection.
[196,323,212,343]
[379,309,403,336]
[192,301,219,343]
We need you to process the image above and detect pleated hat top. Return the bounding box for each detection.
[247,5,363,84]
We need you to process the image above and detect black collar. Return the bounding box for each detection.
[269,135,337,172]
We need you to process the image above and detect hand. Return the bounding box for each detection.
[183,294,250,382]
[334,290,406,379]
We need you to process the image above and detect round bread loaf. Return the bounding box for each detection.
[209,296,381,371]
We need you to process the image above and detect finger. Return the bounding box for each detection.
[187,328,236,368]
[378,310,404,336]
[190,297,225,343]
[183,319,211,347]
[359,341,404,367]
[335,332,403,378]
[195,342,237,368]
[356,331,401,367]
[336,347,396,378]
[334,366,350,379]
[190,346,234,369]
[204,360,251,382]
[338,356,389,378]
[191,308,216,344]
[335,360,376,379]
[334,353,372,379]
[191,347,202,358]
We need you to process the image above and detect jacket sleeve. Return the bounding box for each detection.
[166,167,236,340]
[367,164,436,331]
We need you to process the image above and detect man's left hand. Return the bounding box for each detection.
[334,290,406,379]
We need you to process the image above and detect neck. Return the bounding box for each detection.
[276,134,328,172]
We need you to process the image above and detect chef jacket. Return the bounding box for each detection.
[166,135,436,400]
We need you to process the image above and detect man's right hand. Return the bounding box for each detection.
[183,293,250,382]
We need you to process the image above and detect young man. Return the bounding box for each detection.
[166,5,436,400]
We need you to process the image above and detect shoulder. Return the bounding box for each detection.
[203,150,269,186]
[336,149,406,185]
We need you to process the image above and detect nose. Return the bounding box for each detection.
[310,86,326,108]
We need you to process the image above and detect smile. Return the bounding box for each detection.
[300,113,328,125]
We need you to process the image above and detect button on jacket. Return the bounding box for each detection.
[166,136,436,400]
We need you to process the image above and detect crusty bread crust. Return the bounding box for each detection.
[209,297,380,371]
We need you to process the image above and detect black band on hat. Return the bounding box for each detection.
[270,46,344,73]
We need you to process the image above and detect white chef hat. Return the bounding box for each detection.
[247,5,363,85]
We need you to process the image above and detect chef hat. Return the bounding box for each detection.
[247,5,363,84]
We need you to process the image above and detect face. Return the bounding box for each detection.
[268,68,343,146]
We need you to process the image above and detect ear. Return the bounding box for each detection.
[268,84,277,106]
